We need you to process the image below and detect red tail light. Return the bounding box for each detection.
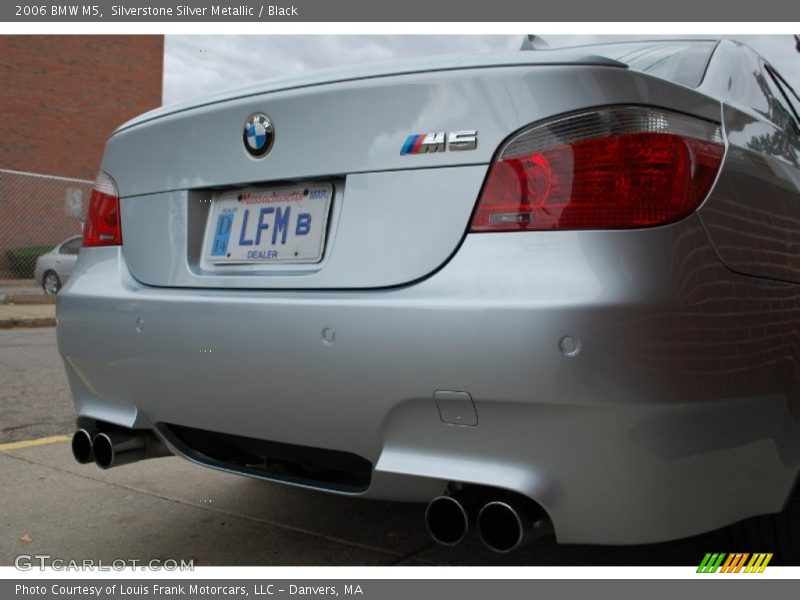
[83,171,122,247]
[470,106,725,232]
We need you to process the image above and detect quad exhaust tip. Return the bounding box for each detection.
[478,499,550,553]
[70,429,95,464]
[91,431,141,470]
[425,495,470,546]
[425,487,552,553]
[478,501,527,553]
[71,426,171,470]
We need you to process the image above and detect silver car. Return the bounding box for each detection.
[57,39,800,560]
[34,235,81,294]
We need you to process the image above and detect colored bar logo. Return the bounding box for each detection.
[697,552,773,573]
[400,134,427,155]
[400,130,477,155]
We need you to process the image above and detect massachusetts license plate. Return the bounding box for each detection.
[204,183,332,264]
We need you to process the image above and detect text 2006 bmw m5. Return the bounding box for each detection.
[58,38,800,559]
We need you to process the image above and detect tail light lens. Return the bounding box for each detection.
[470,106,725,232]
[83,171,122,247]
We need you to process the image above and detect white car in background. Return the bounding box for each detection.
[34,235,81,294]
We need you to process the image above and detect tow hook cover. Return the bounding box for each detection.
[434,391,478,427]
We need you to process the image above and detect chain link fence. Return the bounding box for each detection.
[0,168,93,292]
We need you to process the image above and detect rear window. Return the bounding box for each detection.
[768,66,800,124]
[59,237,81,255]
[579,41,717,88]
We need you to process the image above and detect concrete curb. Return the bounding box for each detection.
[3,294,55,305]
[0,317,56,329]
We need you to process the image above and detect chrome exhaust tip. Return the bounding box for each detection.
[92,431,146,469]
[477,501,524,553]
[425,495,471,546]
[71,429,96,464]
[478,499,549,553]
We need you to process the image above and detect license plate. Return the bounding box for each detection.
[203,183,332,264]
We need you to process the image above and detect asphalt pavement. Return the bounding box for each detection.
[0,328,74,441]
[0,327,701,566]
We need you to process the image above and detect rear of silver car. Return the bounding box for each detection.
[56,45,800,550]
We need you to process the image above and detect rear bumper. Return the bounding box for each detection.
[56,216,800,544]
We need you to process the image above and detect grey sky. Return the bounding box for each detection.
[163,35,800,106]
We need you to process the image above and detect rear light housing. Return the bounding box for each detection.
[83,171,122,246]
[470,106,725,232]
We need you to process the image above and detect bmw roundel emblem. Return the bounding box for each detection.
[243,113,274,158]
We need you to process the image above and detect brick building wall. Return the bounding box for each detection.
[0,35,163,179]
[0,35,163,276]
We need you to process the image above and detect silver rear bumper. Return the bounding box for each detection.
[56,216,800,544]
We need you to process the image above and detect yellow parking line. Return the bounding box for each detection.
[0,435,70,452]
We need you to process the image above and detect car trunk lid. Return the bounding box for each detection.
[106,51,632,289]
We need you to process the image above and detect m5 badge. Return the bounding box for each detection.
[401,130,478,155]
